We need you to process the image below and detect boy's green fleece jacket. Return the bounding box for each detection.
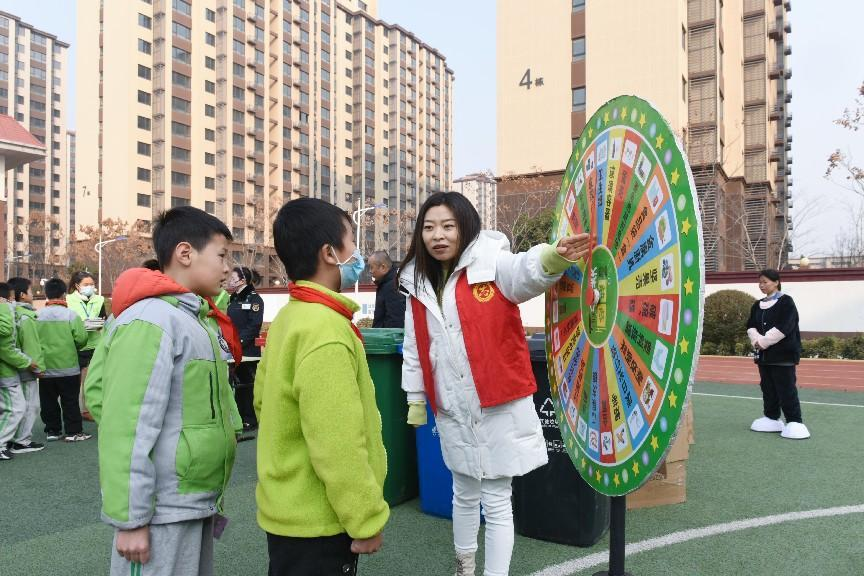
[253,281,389,539]
[14,303,44,381]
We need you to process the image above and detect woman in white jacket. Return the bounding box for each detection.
[399,192,590,576]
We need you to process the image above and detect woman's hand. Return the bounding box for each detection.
[556,233,592,261]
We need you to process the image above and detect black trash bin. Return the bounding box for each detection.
[512,333,610,547]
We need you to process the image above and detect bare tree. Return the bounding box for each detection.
[68,219,154,291]
[825,82,864,198]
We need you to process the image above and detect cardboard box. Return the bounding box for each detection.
[627,461,687,510]
[665,408,692,463]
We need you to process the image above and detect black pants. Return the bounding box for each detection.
[266,532,358,576]
[40,375,83,435]
[758,364,803,423]
[234,361,258,427]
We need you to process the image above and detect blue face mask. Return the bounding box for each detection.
[332,248,365,290]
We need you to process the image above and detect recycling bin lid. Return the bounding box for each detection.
[360,328,405,355]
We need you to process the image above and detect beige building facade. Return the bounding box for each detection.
[0,11,70,279]
[497,0,792,271]
[453,172,497,230]
[77,0,453,283]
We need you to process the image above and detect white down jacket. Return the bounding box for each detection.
[400,231,565,479]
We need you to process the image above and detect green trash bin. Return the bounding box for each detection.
[360,328,418,506]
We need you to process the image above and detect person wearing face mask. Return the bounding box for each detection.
[67,271,107,421]
[254,198,388,573]
[227,266,264,432]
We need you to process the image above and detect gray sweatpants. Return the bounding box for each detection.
[110,517,214,576]
[13,379,40,445]
[0,384,25,447]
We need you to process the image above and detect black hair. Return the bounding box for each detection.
[759,268,782,291]
[398,192,481,290]
[68,271,95,293]
[44,278,67,300]
[273,198,352,282]
[153,206,232,269]
[0,282,10,299]
[141,258,161,271]
[232,266,261,286]
[7,277,31,301]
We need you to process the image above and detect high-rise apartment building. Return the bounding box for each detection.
[453,172,497,230]
[77,0,453,283]
[497,0,792,271]
[0,11,70,278]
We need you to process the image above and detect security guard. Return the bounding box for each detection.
[227,266,264,431]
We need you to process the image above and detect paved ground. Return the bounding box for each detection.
[696,356,864,392]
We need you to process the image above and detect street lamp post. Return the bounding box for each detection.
[350,203,386,296]
[95,236,127,294]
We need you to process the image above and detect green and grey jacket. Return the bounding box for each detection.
[0,300,32,387]
[15,303,44,383]
[36,304,87,377]
[84,268,237,530]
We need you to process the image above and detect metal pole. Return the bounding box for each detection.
[593,496,632,576]
[354,210,361,296]
[97,244,103,295]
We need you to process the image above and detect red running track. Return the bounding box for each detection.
[696,356,864,393]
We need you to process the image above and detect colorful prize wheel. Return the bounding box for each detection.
[546,95,704,497]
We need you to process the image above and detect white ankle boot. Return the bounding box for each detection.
[455,551,476,576]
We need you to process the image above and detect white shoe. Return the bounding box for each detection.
[751,416,784,433]
[781,422,811,440]
[455,551,476,576]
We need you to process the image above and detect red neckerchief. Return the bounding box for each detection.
[46,300,68,307]
[288,283,363,343]
[204,296,244,364]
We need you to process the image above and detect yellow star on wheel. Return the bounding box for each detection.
[613,473,621,487]
[681,217,692,235]
[638,112,647,128]
[581,138,587,151]
[595,470,602,482]
[581,457,586,469]
[671,168,680,186]
[632,461,640,476]
[587,126,594,138]
[679,337,690,355]
[655,134,665,150]
[604,111,610,125]
[650,435,659,452]
[684,277,694,295]
[621,106,628,120]
[669,390,678,408]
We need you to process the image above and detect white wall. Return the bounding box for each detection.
[260,276,864,336]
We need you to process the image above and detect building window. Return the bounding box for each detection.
[205,176,215,189]
[172,22,192,41]
[137,141,151,156]
[205,128,215,141]
[205,152,215,165]
[205,104,216,117]
[572,0,585,10]
[138,90,152,105]
[138,13,152,29]
[572,87,586,112]
[205,200,215,213]
[137,167,151,182]
[171,172,191,187]
[173,46,191,64]
[171,146,191,162]
[572,37,585,61]
[138,64,152,80]
[205,8,216,22]
[138,116,151,130]
[138,39,152,54]
[205,56,215,70]
[205,32,215,46]
[233,39,245,55]
[137,193,151,207]
[205,80,215,93]
[171,196,191,207]
[173,0,192,16]
[172,71,191,88]
[171,121,191,137]
[172,96,191,113]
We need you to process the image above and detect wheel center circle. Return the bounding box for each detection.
[581,245,618,348]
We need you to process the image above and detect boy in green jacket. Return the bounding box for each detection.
[0,282,38,461]
[36,278,89,442]
[7,277,46,453]
[84,206,236,576]
[254,198,389,575]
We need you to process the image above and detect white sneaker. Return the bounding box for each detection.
[454,551,476,576]
[751,416,784,433]
[781,422,811,440]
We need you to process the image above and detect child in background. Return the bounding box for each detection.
[84,206,236,576]
[254,198,388,575]
[399,192,590,576]
[0,282,39,461]
[36,278,89,442]
[7,277,45,454]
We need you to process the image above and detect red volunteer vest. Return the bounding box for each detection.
[411,274,536,414]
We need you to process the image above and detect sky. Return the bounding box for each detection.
[1,0,860,257]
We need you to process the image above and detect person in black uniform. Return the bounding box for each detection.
[227,266,264,431]
[746,268,810,440]
[367,250,406,328]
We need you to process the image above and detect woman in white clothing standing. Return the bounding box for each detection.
[398,192,590,576]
